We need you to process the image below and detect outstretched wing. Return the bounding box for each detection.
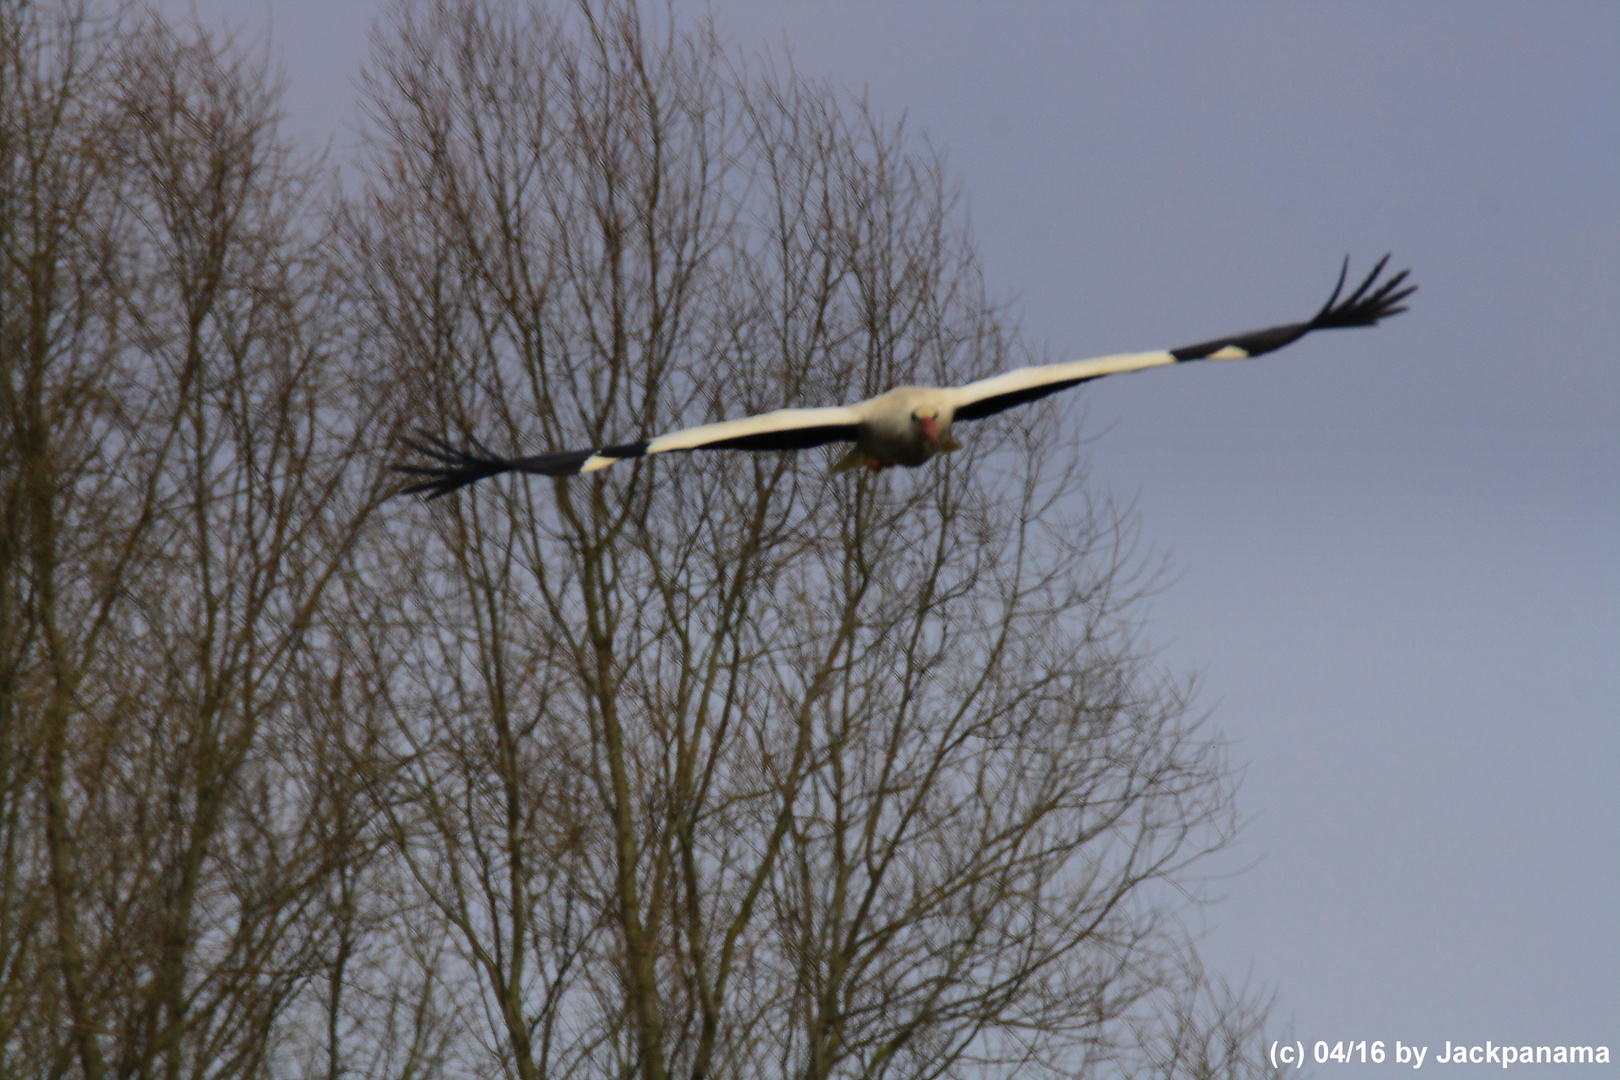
[395,406,862,500]
[950,255,1415,423]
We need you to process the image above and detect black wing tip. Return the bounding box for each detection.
[391,432,623,499]
[391,431,516,500]
[1170,254,1417,362]
[1309,253,1417,331]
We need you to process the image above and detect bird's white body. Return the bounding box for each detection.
[849,386,955,468]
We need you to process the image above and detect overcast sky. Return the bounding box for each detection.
[176,2,1617,1071]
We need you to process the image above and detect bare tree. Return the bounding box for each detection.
[349,3,1269,1079]
[0,3,393,1076]
[1126,960,1287,1080]
[1,1,1286,1077]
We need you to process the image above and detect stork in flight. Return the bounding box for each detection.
[397,256,1414,499]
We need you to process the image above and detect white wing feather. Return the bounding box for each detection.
[949,350,1175,413]
[644,406,863,454]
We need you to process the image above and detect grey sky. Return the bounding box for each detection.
[185,1,1617,1070]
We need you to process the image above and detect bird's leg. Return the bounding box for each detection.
[867,459,893,472]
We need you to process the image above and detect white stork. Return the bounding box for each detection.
[397,256,1414,499]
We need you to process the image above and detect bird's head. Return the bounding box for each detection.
[911,410,941,446]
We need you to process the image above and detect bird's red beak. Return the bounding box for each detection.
[917,415,938,444]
